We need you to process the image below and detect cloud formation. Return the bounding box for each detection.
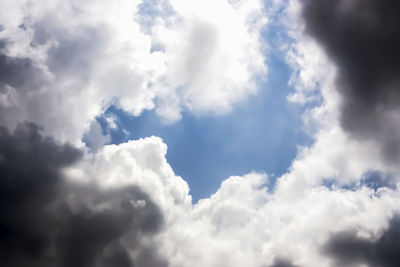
[0,0,267,144]
[324,215,400,267]
[0,124,166,267]
[301,0,400,163]
[1,1,400,267]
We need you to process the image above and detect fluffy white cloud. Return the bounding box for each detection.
[65,138,400,267]
[0,0,267,145]
[165,175,400,267]
[149,0,267,121]
[65,136,192,219]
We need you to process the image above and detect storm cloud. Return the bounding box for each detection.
[0,123,166,267]
[302,0,400,163]
[323,215,400,267]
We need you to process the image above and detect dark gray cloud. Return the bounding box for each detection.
[323,215,400,267]
[0,123,167,267]
[0,48,48,130]
[269,258,298,267]
[0,38,6,49]
[0,51,43,90]
[302,0,400,163]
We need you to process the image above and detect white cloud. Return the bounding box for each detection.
[0,0,267,144]
[150,0,268,121]
[105,114,118,129]
[168,176,400,267]
[65,139,400,267]
[65,136,192,220]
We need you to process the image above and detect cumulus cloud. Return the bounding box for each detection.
[102,167,396,267]
[280,0,400,188]
[323,215,400,267]
[0,124,167,267]
[65,135,192,212]
[263,1,400,265]
[146,0,267,120]
[68,152,400,267]
[7,122,399,266]
[301,0,400,164]
[0,0,267,144]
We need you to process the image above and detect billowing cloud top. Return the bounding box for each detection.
[1,0,400,267]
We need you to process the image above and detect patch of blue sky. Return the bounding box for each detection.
[322,171,397,192]
[90,10,319,202]
[94,54,312,203]
[135,0,175,35]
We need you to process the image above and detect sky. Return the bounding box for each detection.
[91,42,312,201]
[1,0,400,267]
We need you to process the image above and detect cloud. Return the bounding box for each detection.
[269,258,298,267]
[2,89,400,267]
[0,0,267,144]
[1,1,400,267]
[0,123,167,267]
[65,135,192,220]
[147,0,268,121]
[83,120,111,153]
[0,49,42,89]
[323,215,400,267]
[301,0,400,164]
[148,171,400,267]
[270,2,400,265]
[280,0,400,191]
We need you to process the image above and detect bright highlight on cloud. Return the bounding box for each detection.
[1,0,400,267]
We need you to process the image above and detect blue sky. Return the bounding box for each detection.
[95,27,313,202]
